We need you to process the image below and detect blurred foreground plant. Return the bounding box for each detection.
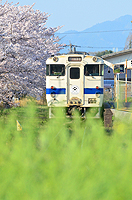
[0,104,132,200]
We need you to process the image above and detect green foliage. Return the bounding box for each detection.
[0,104,132,199]
[127,97,132,103]
[95,50,113,57]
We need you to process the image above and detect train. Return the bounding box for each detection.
[46,46,111,118]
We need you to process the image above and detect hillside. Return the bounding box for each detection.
[58,15,132,53]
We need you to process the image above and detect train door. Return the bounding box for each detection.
[67,65,83,105]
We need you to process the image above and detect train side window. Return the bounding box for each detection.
[46,65,49,75]
[50,64,65,76]
[84,65,99,76]
[100,64,104,76]
[70,68,80,79]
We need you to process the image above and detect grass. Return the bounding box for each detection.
[0,102,132,199]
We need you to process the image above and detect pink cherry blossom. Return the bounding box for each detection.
[0,1,63,107]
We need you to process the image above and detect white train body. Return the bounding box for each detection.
[46,52,104,114]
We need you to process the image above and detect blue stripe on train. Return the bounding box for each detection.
[84,88,103,94]
[46,88,103,94]
[46,88,66,94]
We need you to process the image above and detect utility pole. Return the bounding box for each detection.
[125,59,127,103]
[129,40,132,49]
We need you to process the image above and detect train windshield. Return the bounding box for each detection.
[46,64,65,76]
[70,67,80,79]
[84,64,103,76]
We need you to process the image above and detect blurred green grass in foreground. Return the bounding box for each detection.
[0,103,132,200]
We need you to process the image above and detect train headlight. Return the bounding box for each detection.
[51,92,56,98]
[95,86,101,97]
[68,98,82,105]
[88,98,96,104]
[92,56,97,62]
[50,86,56,98]
[53,56,58,62]
[96,92,101,98]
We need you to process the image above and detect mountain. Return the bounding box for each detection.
[58,15,132,54]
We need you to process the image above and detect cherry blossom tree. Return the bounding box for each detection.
[0,1,63,107]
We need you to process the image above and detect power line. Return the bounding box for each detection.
[57,29,132,35]
[63,45,124,50]
[78,46,124,49]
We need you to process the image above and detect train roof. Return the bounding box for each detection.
[46,53,104,65]
[57,51,89,55]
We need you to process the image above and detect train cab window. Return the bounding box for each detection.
[46,64,65,76]
[70,67,80,79]
[84,64,99,76]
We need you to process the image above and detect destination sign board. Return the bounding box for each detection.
[68,57,82,62]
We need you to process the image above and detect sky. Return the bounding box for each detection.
[3,0,132,32]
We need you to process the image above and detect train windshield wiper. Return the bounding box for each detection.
[89,74,95,78]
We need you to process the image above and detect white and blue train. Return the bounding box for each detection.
[46,48,109,117]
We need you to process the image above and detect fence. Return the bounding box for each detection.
[104,79,132,110]
[116,80,132,110]
[104,86,114,102]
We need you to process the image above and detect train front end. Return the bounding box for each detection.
[46,53,104,117]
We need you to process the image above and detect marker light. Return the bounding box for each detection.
[51,86,55,90]
[96,86,99,89]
